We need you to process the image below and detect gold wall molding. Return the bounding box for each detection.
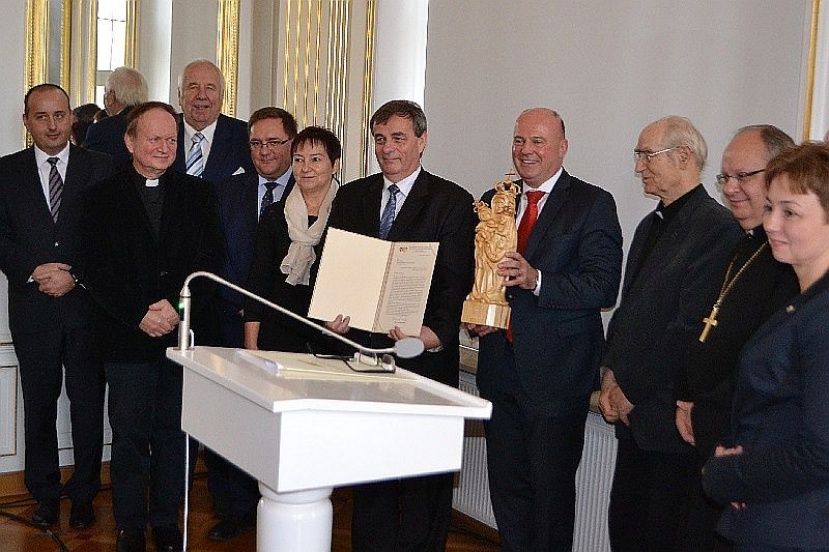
[804,0,821,140]
[278,0,375,179]
[218,0,241,117]
[360,0,375,176]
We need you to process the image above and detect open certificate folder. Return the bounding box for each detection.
[309,228,438,336]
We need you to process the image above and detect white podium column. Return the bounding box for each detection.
[258,484,334,552]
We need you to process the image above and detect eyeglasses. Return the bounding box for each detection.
[633,145,682,163]
[249,138,291,150]
[715,169,765,188]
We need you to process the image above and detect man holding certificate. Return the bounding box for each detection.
[326,99,475,552]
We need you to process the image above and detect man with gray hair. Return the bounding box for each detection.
[598,116,742,550]
[171,59,252,182]
[675,125,799,551]
[83,66,149,166]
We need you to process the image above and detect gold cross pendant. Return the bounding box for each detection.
[699,305,719,343]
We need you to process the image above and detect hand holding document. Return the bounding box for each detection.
[309,228,438,336]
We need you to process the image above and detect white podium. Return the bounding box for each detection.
[166,346,492,551]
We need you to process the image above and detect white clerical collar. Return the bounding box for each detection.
[145,178,160,188]
[383,166,421,198]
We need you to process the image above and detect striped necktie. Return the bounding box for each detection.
[378,184,400,239]
[47,157,63,223]
[186,132,205,177]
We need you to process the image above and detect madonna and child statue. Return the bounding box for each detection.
[461,174,519,329]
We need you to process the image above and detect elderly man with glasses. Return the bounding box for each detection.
[598,116,742,551]
[674,125,799,551]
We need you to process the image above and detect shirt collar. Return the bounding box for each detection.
[183,119,218,146]
[258,167,293,187]
[34,143,70,167]
[523,167,563,195]
[383,166,421,198]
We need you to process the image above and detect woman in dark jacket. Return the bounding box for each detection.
[244,126,340,352]
[702,142,829,551]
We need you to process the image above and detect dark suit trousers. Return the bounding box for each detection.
[15,326,104,505]
[106,358,185,530]
[483,346,588,552]
[351,472,454,552]
[608,436,698,552]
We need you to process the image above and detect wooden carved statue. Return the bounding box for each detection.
[461,175,519,328]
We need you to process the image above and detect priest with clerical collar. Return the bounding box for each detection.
[598,115,744,551]
[77,101,224,552]
[674,124,800,551]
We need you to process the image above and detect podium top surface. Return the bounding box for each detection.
[167,346,491,419]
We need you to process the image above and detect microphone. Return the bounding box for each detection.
[177,271,424,370]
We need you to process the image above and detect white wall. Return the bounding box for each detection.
[423,0,811,247]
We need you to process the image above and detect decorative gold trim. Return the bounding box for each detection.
[361,0,376,176]
[217,0,240,117]
[60,0,71,90]
[804,0,821,141]
[326,0,349,143]
[86,0,98,102]
[24,0,49,146]
[125,0,139,67]
[283,0,292,110]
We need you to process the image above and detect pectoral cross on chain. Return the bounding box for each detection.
[699,304,720,343]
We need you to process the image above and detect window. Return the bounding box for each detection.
[94,0,128,106]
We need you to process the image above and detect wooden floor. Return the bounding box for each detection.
[0,476,500,551]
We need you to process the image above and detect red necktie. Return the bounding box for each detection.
[517,191,544,254]
[507,190,544,342]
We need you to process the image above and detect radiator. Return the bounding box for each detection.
[455,371,617,552]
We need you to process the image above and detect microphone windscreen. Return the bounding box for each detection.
[394,337,425,359]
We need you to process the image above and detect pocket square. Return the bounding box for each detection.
[232,167,246,176]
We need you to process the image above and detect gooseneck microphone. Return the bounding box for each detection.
[176,271,425,370]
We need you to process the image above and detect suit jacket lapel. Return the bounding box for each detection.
[241,172,258,227]
[523,171,570,260]
[205,115,230,176]
[23,149,56,226]
[362,174,384,238]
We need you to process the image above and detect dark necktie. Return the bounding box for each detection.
[260,181,278,217]
[517,190,544,254]
[47,157,63,223]
[379,184,400,239]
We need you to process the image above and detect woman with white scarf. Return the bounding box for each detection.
[244,126,340,352]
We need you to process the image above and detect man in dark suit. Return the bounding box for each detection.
[83,66,149,167]
[0,84,114,529]
[206,106,297,542]
[327,100,475,552]
[598,116,743,551]
[172,59,252,183]
[77,102,224,552]
[675,125,798,551]
[467,108,623,551]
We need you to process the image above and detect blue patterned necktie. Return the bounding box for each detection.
[378,184,400,239]
[47,157,62,223]
[186,132,205,177]
[260,181,278,218]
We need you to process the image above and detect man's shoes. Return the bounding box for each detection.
[116,529,146,552]
[207,517,255,541]
[31,500,59,527]
[152,524,183,552]
[69,500,96,529]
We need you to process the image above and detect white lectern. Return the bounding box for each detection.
[166,346,492,551]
